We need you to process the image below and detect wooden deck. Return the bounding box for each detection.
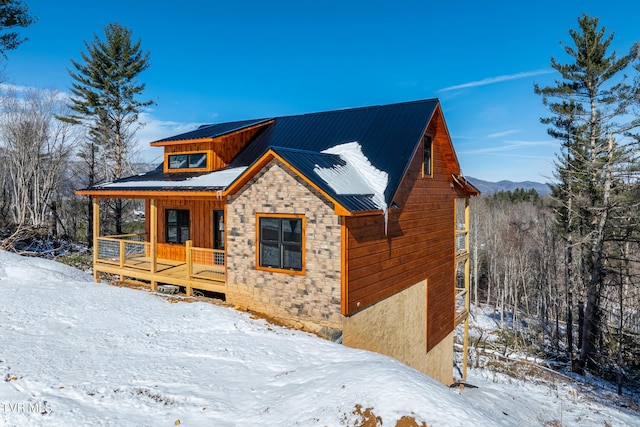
[94,235,226,295]
[95,255,227,295]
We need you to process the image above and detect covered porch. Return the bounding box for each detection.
[91,199,227,296]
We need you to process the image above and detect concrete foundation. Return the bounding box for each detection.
[343,280,453,385]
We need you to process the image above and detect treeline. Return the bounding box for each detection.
[0,87,143,251]
[470,13,640,393]
[0,89,80,243]
[0,10,152,253]
[471,189,640,390]
[485,188,542,204]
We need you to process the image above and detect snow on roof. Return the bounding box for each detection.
[314,141,390,231]
[96,167,248,189]
[314,142,388,211]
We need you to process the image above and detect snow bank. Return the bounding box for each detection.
[0,250,505,426]
[1,251,638,426]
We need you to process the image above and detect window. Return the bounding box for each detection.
[423,135,432,177]
[213,210,224,250]
[168,153,207,170]
[166,209,190,243]
[258,215,304,273]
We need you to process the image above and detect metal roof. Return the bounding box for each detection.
[152,118,271,143]
[83,99,443,211]
[82,163,227,192]
[229,99,439,205]
[272,147,380,212]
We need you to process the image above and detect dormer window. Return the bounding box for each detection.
[168,153,207,170]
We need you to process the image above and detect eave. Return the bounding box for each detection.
[75,188,226,199]
[451,174,481,196]
[224,148,360,217]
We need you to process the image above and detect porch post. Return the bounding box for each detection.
[462,197,470,381]
[92,198,100,283]
[150,198,158,291]
[185,240,193,297]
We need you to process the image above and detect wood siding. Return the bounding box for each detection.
[163,126,268,172]
[345,111,459,351]
[145,198,225,261]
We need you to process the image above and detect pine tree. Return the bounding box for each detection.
[535,14,640,372]
[0,0,36,60]
[61,22,154,236]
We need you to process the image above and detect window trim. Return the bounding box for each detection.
[255,213,306,275]
[422,135,433,178]
[164,151,210,172]
[165,208,190,244]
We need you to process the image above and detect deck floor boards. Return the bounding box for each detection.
[95,255,226,294]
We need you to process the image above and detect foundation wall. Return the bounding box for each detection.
[343,280,453,385]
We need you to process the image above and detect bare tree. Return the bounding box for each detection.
[0,88,74,230]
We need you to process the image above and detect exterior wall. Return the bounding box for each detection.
[162,125,269,172]
[345,111,458,352]
[342,280,454,385]
[145,198,225,261]
[226,159,343,337]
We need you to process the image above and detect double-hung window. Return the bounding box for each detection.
[166,209,190,244]
[258,215,304,273]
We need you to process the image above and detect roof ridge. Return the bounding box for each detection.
[273,98,439,121]
[270,145,341,158]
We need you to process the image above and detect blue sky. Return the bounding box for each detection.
[4,0,640,182]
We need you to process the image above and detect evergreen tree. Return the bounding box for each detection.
[60,22,153,236]
[0,0,35,60]
[535,14,640,372]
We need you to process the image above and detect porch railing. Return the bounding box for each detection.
[455,230,468,254]
[186,241,225,282]
[95,235,225,283]
[96,234,150,268]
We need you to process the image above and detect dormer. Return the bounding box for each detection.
[150,118,274,173]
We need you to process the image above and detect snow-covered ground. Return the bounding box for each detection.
[1,250,638,426]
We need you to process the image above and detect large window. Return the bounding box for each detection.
[258,215,304,273]
[166,209,190,244]
[168,153,207,170]
[423,135,432,177]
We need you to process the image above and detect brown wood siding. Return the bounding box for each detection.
[153,198,225,261]
[345,114,459,351]
[164,126,267,172]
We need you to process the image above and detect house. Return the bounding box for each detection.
[77,99,479,385]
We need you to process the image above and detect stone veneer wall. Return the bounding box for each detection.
[226,159,343,337]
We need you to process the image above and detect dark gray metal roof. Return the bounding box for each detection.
[229,99,439,205]
[85,99,442,210]
[152,118,271,143]
[84,163,227,192]
[271,147,380,212]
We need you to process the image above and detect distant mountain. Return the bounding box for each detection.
[466,177,552,196]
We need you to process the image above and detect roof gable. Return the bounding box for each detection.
[271,146,382,212]
[229,99,440,206]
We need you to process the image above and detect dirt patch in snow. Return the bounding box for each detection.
[350,405,427,427]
